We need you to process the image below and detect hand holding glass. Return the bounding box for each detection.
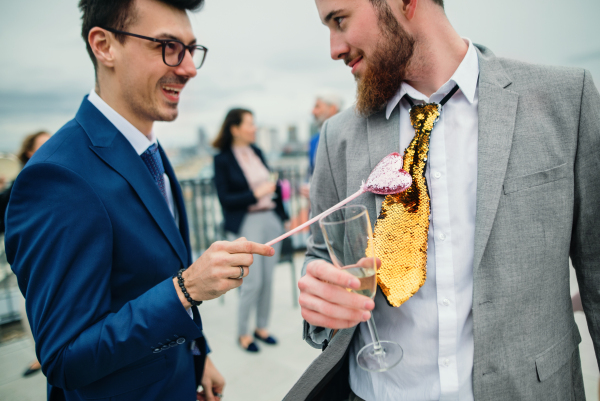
[319,205,403,372]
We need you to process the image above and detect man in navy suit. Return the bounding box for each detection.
[4,0,275,400]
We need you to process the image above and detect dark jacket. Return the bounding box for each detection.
[213,145,287,234]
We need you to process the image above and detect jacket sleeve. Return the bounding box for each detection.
[5,163,204,391]
[570,69,600,368]
[301,120,339,348]
[213,153,257,210]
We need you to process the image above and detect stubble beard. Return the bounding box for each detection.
[128,75,187,124]
[355,8,416,117]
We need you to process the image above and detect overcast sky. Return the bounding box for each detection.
[0,0,599,152]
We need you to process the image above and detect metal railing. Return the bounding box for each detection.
[180,166,309,257]
[180,166,308,307]
[0,166,310,325]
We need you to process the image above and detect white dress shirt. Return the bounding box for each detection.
[350,39,480,401]
[87,90,177,220]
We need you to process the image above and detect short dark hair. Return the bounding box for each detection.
[212,108,253,151]
[369,0,444,9]
[78,0,204,72]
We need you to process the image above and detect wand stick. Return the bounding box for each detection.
[265,188,365,247]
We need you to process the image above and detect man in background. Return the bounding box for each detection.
[309,93,343,176]
[5,0,274,400]
[287,0,600,400]
[301,93,343,200]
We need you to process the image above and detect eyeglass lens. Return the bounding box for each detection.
[164,42,205,69]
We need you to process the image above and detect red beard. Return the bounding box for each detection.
[355,5,415,117]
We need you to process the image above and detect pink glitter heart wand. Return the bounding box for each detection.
[265,152,412,246]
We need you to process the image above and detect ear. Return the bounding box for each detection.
[400,0,418,20]
[230,124,240,138]
[88,27,116,68]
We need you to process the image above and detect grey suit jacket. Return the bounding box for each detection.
[285,45,600,401]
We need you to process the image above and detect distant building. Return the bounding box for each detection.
[196,127,214,156]
[256,125,281,154]
[282,124,306,156]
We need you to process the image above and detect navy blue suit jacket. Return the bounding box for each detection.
[213,146,287,235]
[5,97,208,401]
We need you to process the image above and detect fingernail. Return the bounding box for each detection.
[364,300,374,310]
[348,278,360,288]
[362,311,371,321]
[270,248,275,256]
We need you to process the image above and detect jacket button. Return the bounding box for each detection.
[153,348,161,353]
[169,342,177,347]
[177,338,186,345]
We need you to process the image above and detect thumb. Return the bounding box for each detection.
[204,384,215,401]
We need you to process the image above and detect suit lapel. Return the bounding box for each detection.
[367,106,400,216]
[75,99,188,268]
[473,46,519,273]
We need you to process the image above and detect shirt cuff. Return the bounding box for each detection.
[303,320,333,349]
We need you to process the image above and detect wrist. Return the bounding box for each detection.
[177,269,203,307]
[173,277,191,309]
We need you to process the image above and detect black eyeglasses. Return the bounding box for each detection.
[102,27,208,69]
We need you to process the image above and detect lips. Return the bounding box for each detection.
[348,56,363,75]
[161,85,183,102]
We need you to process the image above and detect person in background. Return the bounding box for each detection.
[0,130,50,377]
[213,108,288,353]
[301,93,343,199]
[309,93,343,176]
[0,131,51,234]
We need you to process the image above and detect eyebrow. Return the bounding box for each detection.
[324,9,343,24]
[156,32,197,46]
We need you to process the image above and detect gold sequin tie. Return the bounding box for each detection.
[370,85,460,307]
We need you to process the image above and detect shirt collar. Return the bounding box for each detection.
[385,38,480,120]
[87,89,157,155]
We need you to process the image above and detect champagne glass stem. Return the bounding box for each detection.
[367,316,384,355]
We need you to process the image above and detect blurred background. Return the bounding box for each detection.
[0,0,599,400]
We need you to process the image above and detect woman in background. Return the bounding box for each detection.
[213,108,287,353]
[0,130,51,376]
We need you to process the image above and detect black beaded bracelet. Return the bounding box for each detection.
[176,269,202,307]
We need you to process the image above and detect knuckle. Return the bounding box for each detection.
[298,293,309,306]
[312,262,324,277]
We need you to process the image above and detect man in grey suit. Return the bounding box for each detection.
[286,0,600,400]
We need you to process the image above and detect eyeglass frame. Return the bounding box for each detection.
[101,27,208,69]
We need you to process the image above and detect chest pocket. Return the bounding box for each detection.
[503,163,569,195]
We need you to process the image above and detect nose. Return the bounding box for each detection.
[175,48,198,78]
[329,30,349,61]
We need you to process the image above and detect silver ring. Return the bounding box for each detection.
[237,266,244,279]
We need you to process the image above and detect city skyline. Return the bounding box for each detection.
[1,0,599,154]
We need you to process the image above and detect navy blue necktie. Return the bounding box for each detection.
[140,143,169,205]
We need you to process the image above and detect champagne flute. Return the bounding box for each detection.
[319,205,403,372]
